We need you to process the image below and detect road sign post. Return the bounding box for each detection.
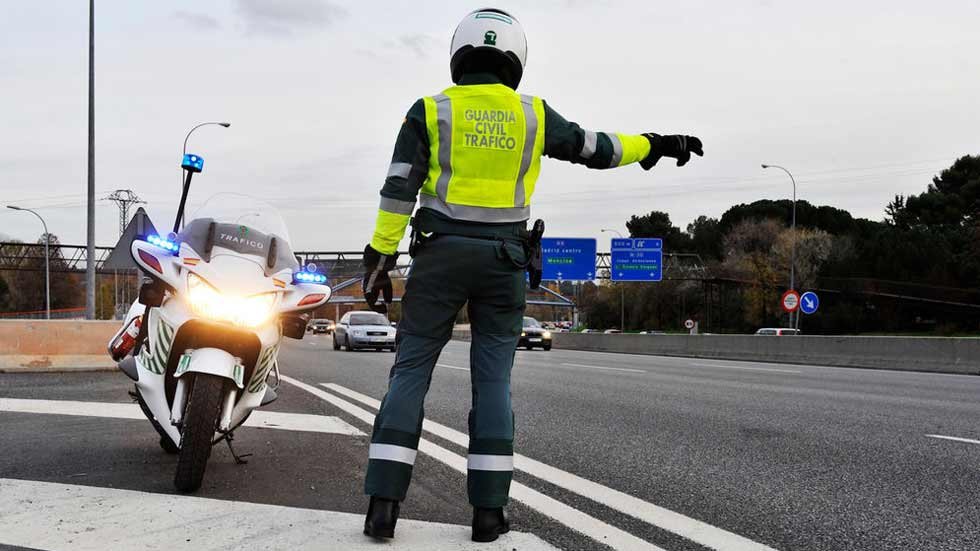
[540,238,597,281]
[610,238,663,282]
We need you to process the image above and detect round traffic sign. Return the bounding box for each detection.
[684,319,695,329]
[799,291,820,315]
[781,290,800,313]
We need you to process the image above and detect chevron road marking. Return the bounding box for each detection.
[311,380,781,551]
[279,375,664,551]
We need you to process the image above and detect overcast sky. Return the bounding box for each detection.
[2,0,978,250]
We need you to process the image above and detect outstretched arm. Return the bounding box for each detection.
[369,99,430,256]
[542,101,702,170]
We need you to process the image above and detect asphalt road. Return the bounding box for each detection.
[3,335,980,550]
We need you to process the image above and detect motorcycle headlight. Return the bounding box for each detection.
[186,273,278,328]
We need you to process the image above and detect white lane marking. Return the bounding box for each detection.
[436,363,469,371]
[925,434,980,445]
[0,478,555,551]
[561,362,646,374]
[279,376,662,551]
[689,363,802,374]
[318,382,779,551]
[0,398,364,436]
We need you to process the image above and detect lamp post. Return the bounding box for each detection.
[8,206,50,319]
[178,122,230,229]
[601,228,626,331]
[85,0,95,319]
[761,163,797,327]
[183,121,231,158]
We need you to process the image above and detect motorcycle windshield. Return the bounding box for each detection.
[179,194,299,275]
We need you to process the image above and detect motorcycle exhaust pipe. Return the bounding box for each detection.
[219,389,237,432]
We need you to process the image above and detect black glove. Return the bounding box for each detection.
[639,133,704,170]
[362,245,398,314]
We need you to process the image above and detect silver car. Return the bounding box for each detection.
[333,311,397,352]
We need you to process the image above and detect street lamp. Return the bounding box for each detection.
[178,122,230,228]
[183,121,231,158]
[601,228,626,332]
[7,206,50,319]
[761,163,797,327]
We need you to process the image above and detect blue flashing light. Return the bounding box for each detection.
[181,153,205,173]
[147,234,180,254]
[294,271,327,284]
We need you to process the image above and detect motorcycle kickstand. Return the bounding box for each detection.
[222,431,252,465]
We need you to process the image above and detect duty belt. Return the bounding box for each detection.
[411,209,527,247]
[409,209,545,290]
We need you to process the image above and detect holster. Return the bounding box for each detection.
[526,219,545,290]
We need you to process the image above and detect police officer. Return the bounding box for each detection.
[360,8,703,542]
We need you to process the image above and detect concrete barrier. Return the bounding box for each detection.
[451,329,980,375]
[548,333,980,375]
[0,320,118,372]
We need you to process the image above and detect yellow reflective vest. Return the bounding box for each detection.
[369,83,651,254]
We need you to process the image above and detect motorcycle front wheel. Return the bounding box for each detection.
[174,374,225,493]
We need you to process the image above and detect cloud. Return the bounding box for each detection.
[234,0,348,36]
[173,11,220,31]
[397,34,440,59]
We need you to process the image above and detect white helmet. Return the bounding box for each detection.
[450,8,527,89]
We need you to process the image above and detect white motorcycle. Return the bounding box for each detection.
[108,153,330,492]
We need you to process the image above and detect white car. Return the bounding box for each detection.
[754,328,800,336]
[334,311,397,351]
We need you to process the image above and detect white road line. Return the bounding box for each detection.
[278,376,662,551]
[689,363,802,374]
[0,478,556,551]
[0,398,364,436]
[437,363,469,371]
[925,434,980,445]
[560,362,646,374]
[317,382,779,551]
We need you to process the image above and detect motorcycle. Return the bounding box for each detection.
[108,153,331,492]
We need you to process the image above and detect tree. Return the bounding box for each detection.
[625,211,691,251]
[721,219,784,327]
[0,275,10,311]
[773,227,833,290]
[686,216,722,260]
[1,234,83,313]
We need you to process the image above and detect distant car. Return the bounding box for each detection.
[519,316,552,351]
[310,319,334,334]
[334,311,397,351]
[580,328,597,333]
[639,330,665,335]
[755,328,800,336]
[603,329,622,334]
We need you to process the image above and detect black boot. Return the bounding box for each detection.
[363,497,399,539]
[472,507,510,543]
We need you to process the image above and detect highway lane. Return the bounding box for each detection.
[280,335,980,550]
[0,371,565,550]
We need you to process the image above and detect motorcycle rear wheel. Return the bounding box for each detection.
[174,374,225,493]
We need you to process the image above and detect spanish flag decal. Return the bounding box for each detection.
[273,278,286,289]
[183,258,200,266]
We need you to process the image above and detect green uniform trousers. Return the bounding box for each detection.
[364,235,526,508]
